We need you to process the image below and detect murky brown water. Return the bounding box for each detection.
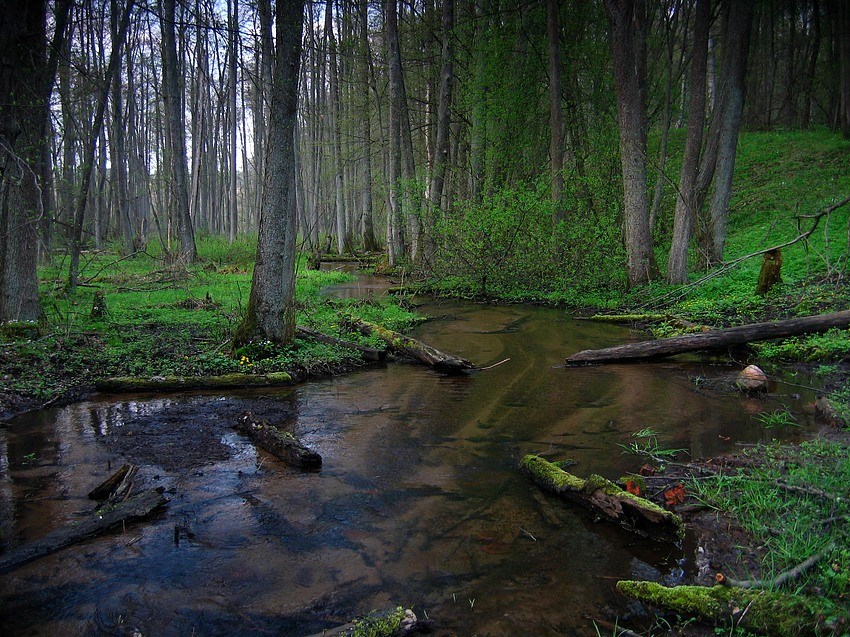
[0,274,816,636]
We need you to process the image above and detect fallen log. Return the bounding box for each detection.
[344,317,475,373]
[0,488,169,573]
[296,326,387,362]
[519,455,683,541]
[616,580,849,637]
[234,413,321,470]
[566,310,850,365]
[96,371,301,393]
[302,607,418,637]
[88,463,138,503]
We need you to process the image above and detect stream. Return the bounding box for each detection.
[0,270,817,636]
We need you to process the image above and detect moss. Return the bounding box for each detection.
[350,607,408,637]
[616,581,850,636]
[619,473,647,493]
[519,454,586,492]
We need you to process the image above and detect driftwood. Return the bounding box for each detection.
[233,413,321,470]
[566,310,850,365]
[96,371,301,393]
[296,326,387,362]
[0,489,169,573]
[616,580,849,637]
[88,463,138,503]
[519,455,683,541]
[345,317,475,373]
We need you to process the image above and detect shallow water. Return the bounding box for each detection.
[0,277,816,636]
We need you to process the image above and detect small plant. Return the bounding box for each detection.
[754,409,799,428]
[21,452,36,466]
[617,427,687,461]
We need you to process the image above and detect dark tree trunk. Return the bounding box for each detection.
[0,0,50,321]
[161,0,197,262]
[667,0,710,284]
[603,0,658,286]
[233,0,305,347]
[547,0,565,224]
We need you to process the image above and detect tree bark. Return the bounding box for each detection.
[566,310,850,364]
[358,0,379,252]
[667,0,710,284]
[547,0,565,224]
[603,0,657,287]
[161,0,197,262]
[232,0,305,347]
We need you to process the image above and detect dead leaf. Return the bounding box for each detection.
[664,482,686,507]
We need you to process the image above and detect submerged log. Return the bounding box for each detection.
[88,463,138,502]
[0,489,169,573]
[616,580,849,637]
[296,325,387,362]
[345,317,475,373]
[566,310,850,365]
[519,455,683,541]
[96,371,301,393]
[234,413,321,470]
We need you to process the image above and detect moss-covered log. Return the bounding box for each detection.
[0,489,169,573]
[566,310,850,364]
[296,325,387,362]
[302,607,418,637]
[616,580,849,636]
[96,371,301,393]
[345,317,475,373]
[234,413,321,470]
[519,455,683,541]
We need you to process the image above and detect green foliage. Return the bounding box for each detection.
[1,236,418,411]
[617,427,687,462]
[687,440,850,602]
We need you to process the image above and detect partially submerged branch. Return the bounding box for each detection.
[519,454,684,541]
[96,371,301,393]
[233,412,321,470]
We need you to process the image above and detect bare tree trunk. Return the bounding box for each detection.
[706,0,754,264]
[161,0,197,262]
[68,0,134,292]
[233,0,305,347]
[667,0,710,284]
[228,0,239,241]
[603,0,657,286]
[547,0,565,224]
[384,0,404,264]
[423,0,454,266]
[359,0,378,252]
[111,0,134,255]
[839,0,850,138]
[326,0,348,255]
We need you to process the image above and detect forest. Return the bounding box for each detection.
[1,0,850,635]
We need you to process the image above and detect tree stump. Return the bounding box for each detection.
[756,249,782,294]
[90,291,107,319]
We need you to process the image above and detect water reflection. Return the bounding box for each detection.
[0,295,816,636]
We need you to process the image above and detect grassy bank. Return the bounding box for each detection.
[0,236,418,418]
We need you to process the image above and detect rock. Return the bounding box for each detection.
[736,365,768,392]
[814,396,845,428]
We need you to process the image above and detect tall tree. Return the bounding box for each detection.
[667,0,710,284]
[0,0,51,320]
[233,0,305,346]
[603,0,657,286]
[161,0,197,262]
[547,0,565,224]
[424,0,454,265]
[358,0,379,252]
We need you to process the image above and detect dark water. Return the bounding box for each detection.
[0,275,816,636]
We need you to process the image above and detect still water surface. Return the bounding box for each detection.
[0,274,814,635]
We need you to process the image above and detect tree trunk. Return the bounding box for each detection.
[667,0,710,284]
[603,0,657,287]
[228,0,239,241]
[705,0,754,264]
[358,0,379,253]
[839,0,850,138]
[0,0,52,321]
[566,310,850,364]
[547,0,565,224]
[161,0,197,262]
[384,0,405,264]
[232,0,305,347]
[423,0,454,266]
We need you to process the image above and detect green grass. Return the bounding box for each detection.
[687,439,850,602]
[0,236,418,411]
